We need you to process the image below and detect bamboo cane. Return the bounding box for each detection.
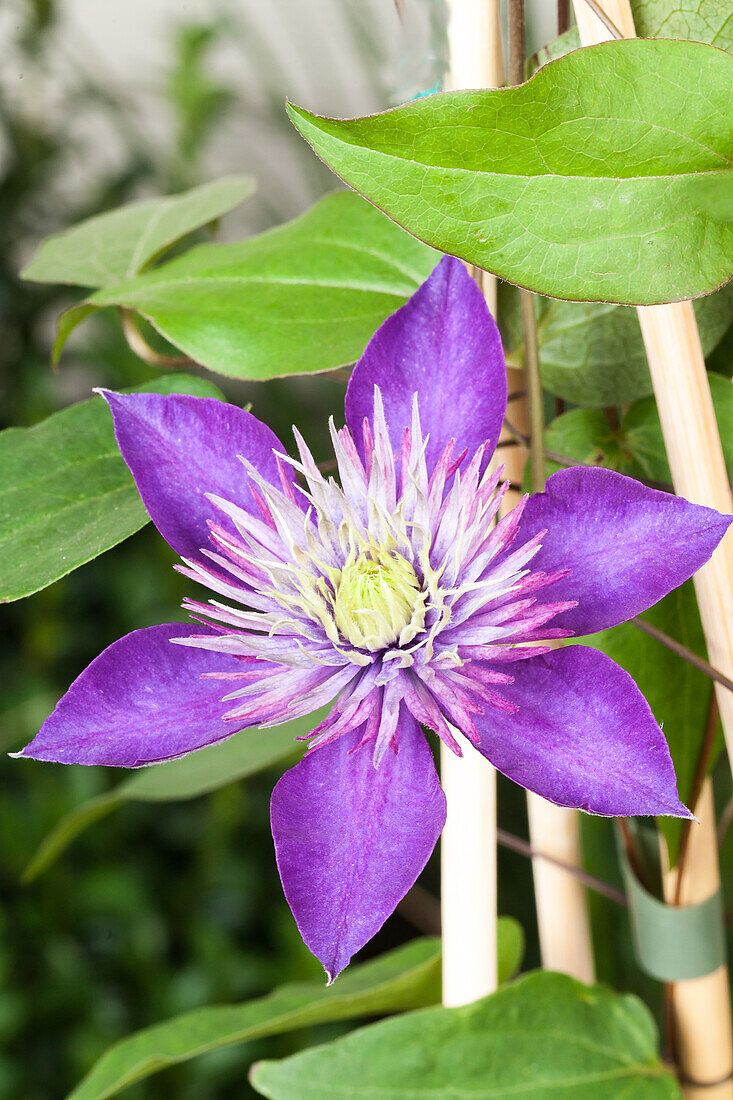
[440,0,503,1008]
[662,781,733,1099]
[572,1,733,1091]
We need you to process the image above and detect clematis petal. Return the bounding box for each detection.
[271,706,446,982]
[473,646,691,818]
[101,390,293,559]
[516,467,732,635]
[15,625,267,767]
[345,255,506,471]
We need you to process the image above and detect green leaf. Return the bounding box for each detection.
[623,373,733,481]
[631,0,733,52]
[66,924,524,1100]
[0,374,223,603]
[496,914,524,985]
[54,192,439,379]
[288,39,733,305]
[542,376,733,482]
[527,286,733,406]
[23,709,325,882]
[65,940,439,1100]
[251,970,681,1100]
[21,176,255,287]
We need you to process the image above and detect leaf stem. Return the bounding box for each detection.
[119,308,194,369]
[631,618,733,696]
[497,828,628,907]
[508,0,525,87]
[520,292,546,493]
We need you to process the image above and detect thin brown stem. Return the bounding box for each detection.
[603,406,620,431]
[520,293,546,493]
[718,795,733,848]
[397,882,441,935]
[497,828,628,906]
[508,0,525,87]
[631,618,733,696]
[508,3,545,493]
[557,0,571,34]
[119,308,193,369]
[617,818,652,892]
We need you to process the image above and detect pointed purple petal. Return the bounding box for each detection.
[345,255,506,471]
[16,625,258,767]
[101,391,294,559]
[473,646,690,817]
[271,707,446,982]
[516,467,732,635]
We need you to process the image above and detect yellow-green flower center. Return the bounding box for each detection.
[333,546,427,652]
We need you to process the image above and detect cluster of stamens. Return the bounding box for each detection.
[173,389,575,764]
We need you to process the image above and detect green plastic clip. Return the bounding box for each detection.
[618,840,725,983]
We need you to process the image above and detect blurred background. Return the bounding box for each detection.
[0,2,697,1097]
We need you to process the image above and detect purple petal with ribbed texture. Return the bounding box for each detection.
[345,255,506,471]
[101,390,293,560]
[516,467,732,635]
[271,706,445,982]
[16,624,265,767]
[473,646,691,818]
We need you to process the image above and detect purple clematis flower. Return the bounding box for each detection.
[17,257,732,981]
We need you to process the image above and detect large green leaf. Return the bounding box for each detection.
[506,286,733,406]
[53,192,440,379]
[66,926,523,1100]
[251,970,681,1100]
[289,39,733,305]
[21,176,255,288]
[23,709,327,882]
[0,374,223,603]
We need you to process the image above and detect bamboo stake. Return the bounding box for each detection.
[506,0,595,986]
[526,797,595,981]
[445,0,503,93]
[440,733,498,1005]
[636,305,733,750]
[662,781,733,1099]
[573,1,733,1090]
[440,0,503,1008]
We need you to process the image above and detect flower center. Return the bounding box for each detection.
[333,546,427,652]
